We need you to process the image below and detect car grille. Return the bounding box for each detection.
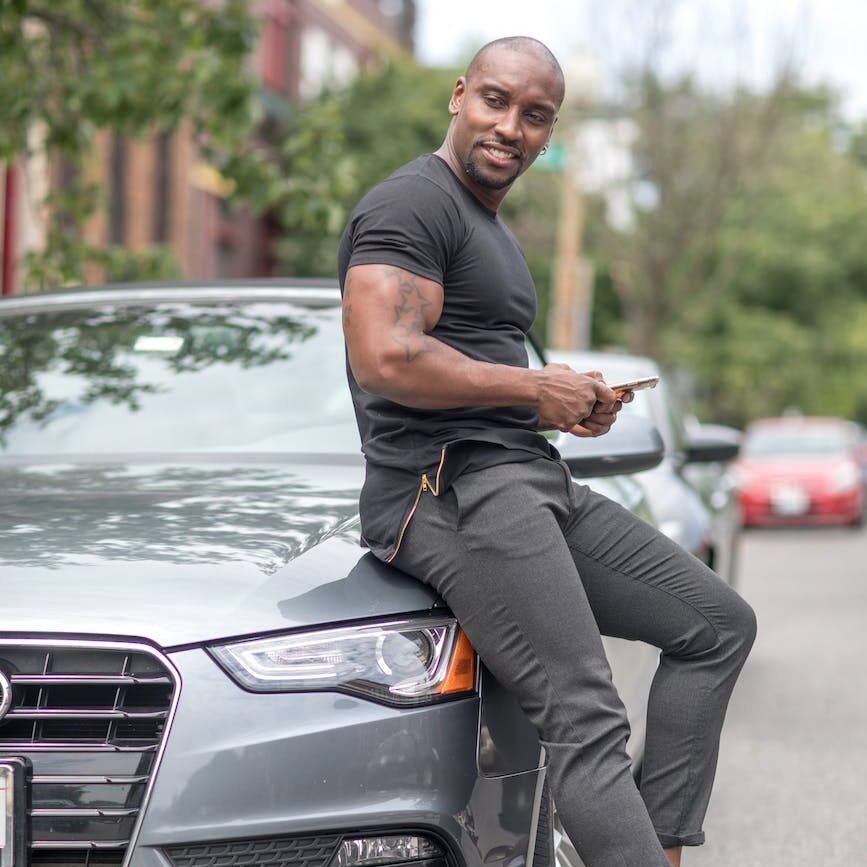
[163,834,342,867]
[0,641,178,867]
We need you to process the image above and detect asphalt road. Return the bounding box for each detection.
[690,525,867,867]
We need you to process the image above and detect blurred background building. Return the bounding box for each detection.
[0,0,415,294]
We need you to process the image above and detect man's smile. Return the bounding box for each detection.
[478,140,522,166]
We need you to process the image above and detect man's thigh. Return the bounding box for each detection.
[561,481,744,652]
[393,460,628,742]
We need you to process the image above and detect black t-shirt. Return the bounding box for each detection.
[338,154,558,560]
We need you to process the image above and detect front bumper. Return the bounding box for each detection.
[740,487,863,526]
[131,647,543,867]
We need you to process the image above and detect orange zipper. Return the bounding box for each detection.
[386,447,446,563]
[428,447,446,496]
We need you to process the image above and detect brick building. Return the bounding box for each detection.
[0,0,415,294]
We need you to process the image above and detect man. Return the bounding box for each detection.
[338,36,756,867]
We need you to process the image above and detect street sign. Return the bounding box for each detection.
[533,142,566,173]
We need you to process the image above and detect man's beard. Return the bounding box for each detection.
[464,149,521,190]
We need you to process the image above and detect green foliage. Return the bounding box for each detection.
[580,73,867,427]
[340,62,458,193]
[270,61,460,277]
[0,0,262,289]
[677,107,867,426]
[500,169,562,343]
[262,94,358,277]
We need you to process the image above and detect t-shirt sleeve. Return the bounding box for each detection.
[346,174,463,285]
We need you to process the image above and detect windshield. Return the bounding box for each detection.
[743,426,850,457]
[0,300,362,455]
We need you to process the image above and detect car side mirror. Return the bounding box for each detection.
[685,423,742,464]
[558,415,665,477]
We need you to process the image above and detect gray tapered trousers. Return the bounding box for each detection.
[390,457,757,867]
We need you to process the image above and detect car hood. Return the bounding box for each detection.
[0,457,439,647]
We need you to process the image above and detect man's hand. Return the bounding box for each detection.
[569,387,633,437]
[535,366,619,433]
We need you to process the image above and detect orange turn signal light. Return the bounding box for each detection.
[439,628,476,694]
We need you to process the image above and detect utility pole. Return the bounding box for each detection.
[549,162,592,350]
[546,55,598,351]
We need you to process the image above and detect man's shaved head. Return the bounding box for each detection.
[466,37,565,104]
[436,34,564,210]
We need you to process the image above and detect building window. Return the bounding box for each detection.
[299,26,358,100]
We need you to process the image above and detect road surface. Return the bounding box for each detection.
[692,525,867,866]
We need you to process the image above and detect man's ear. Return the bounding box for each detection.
[541,115,558,149]
[448,77,467,116]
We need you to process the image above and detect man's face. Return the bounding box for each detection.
[448,46,561,199]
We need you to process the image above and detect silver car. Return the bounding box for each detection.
[0,283,663,867]
[547,350,741,586]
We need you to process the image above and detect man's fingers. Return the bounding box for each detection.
[587,410,618,425]
[571,419,610,435]
[568,408,621,437]
[570,422,610,438]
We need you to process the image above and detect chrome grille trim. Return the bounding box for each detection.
[33,775,150,784]
[0,742,157,752]
[31,808,140,817]
[32,840,129,850]
[8,708,168,719]
[0,637,182,867]
[12,675,172,686]
[10,708,169,719]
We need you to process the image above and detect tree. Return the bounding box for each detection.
[271,61,459,278]
[585,73,795,362]
[683,106,867,425]
[0,0,264,288]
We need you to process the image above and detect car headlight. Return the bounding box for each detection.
[828,461,860,493]
[208,616,476,707]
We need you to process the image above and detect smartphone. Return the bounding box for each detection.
[606,375,659,393]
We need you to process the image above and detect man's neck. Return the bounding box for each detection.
[434,142,507,213]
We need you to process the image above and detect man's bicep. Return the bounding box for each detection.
[343,264,444,365]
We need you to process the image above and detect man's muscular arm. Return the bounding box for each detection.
[343,264,619,434]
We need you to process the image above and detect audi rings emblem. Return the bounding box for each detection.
[0,669,11,722]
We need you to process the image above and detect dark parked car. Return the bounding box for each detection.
[547,350,741,585]
[732,416,865,527]
[0,282,665,867]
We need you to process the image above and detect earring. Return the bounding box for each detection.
[540,146,549,155]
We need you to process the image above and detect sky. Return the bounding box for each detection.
[414,0,867,120]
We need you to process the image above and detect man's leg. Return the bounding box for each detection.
[392,459,672,867]
[560,477,757,852]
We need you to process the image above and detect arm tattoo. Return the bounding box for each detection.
[387,269,433,362]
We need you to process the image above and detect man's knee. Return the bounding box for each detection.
[708,591,757,674]
[729,594,758,658]
[668,584,756,666]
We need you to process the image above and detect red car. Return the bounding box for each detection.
[733,417,865,527]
